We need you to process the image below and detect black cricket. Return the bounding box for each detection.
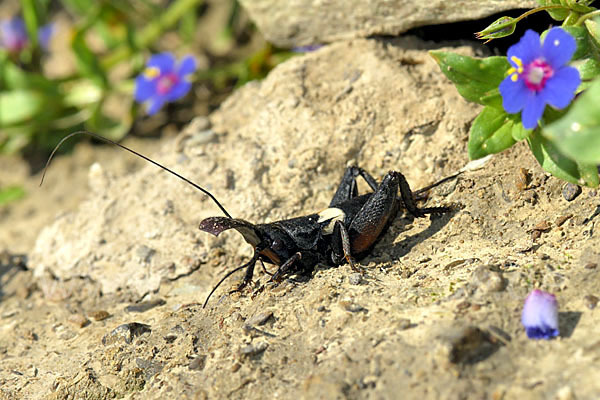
[43,132,457,308]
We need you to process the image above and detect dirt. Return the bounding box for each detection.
[1,37,599,399]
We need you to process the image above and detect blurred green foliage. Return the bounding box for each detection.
[0,0,290,155]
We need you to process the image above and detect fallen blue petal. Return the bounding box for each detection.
[521,289,559,340]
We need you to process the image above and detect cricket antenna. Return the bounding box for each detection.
[40,131,233,219]
[203,252,260,308]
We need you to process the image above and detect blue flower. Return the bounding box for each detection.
[0,16,28,53]
[521,289,559,340]
[134,53,196,115]
[38,23,55,51]
[0,16,55,53]
[499,28,581,130]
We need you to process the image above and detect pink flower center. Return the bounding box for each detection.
[523,59,553,92]
[156,73,178,95]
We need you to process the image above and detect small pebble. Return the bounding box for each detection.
[396,318,413,330]
[339,299,366,313]
[188,355,206,371]
[584,263,597,270]
[470,265,505,293]
[68,314,90,328]
[136,245,156,263]
[125,299,166,313]
[239,342,268,357]
[562,183,582,201]
[555,215,572,227]
[584,295,598,310]
[231,363,241,372]
[433,325,493,365]
[246,311,273,327]
[102,322,151,345]
[348,273,363,285]
[89,310,110,321]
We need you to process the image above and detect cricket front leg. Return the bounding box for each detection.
[270,252,302,283]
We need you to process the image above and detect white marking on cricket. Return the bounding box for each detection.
[318,207,346,235]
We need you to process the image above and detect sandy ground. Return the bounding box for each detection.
[0,37,599,399]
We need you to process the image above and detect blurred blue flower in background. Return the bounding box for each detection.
[0,16,55,53]
[521,289,559,339]
[0,16,28,53]
[499,28,580,130]
[38,23,55,51]
[135,53,196,115]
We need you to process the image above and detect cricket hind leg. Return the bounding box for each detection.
[329,166,379,207]
[395,171,452,218]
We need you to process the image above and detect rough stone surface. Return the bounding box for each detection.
[1,37,600,399]
[239,0,538,47]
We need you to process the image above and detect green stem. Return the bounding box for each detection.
[513,5,568,24]
[101,0,203,69]
[575,10,600,26]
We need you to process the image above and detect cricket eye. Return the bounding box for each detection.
[271,238,284,251]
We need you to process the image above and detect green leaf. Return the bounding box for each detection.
[430,52,509,106]
[585,18,600,54]
[468,106,516,159]
[572,57,600,81]
[537,0,569,20]
[72,29,108,88]
[527,129,599,187]
[543,78,600,164]
[560,26,591,60]
[0,90,45,126]
[0,186,26,205]
[87,101,132,141]
[511,120,531,141]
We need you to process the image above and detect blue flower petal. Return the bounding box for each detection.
[540,66,580,109]
[177,55,196,76]
[147,52,175,73]
[147,97,166,115]
[521,289,559,339]
[38,23,55,51]
[164,80,191,102]
[508,30,542,66]
[0,16,28,52]
[521,93,546,129]
[134,75,157,103]
[499,75,529,113]
[542,27,576,68]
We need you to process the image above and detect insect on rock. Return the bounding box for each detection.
[43,131,459,308]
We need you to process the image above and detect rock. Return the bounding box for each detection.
[89,310,110,321]
[583,295,598,310]
[239,0,537,47]
[245,311,273,327]
[562,183,582,201]
[470,265,505,293]
[239,342,268,357]
[432,325,497,366]
[67,314,90,328]
[125,298,166,313]
[102,322,152,345]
